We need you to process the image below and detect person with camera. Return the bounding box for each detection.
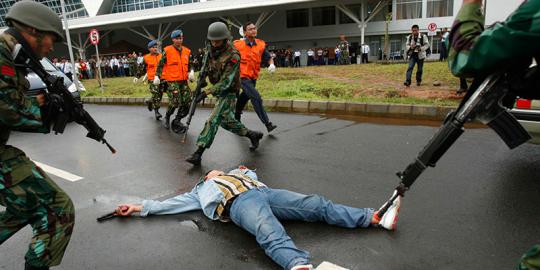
[0,2,75,269]
[404,25,430,87]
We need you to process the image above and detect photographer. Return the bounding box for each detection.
[404,25,430,87]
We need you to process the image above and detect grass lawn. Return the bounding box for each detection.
[82,61,462,106]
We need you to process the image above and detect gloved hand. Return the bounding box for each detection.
[267,64,276,73]
[195,91,207,104]
[153,76,160,86]
[133,77,138,84]
[188,70,195,82]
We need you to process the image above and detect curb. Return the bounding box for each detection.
[81,97,456,121]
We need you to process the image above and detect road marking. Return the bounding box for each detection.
[33,161,84,182]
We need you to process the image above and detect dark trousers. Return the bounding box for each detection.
[293,57,300,67]
[307,56,314,66]
[459,77,468,90]
[236,78,270,125]
[405,55,424,84]
[362,53,369,63]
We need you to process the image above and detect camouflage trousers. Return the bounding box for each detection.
[165,81,192,119]
[0,146,74,268]
[197,93,249,149]
[338,51,350,65]
[148,82,164,110]
[518,245,540,270]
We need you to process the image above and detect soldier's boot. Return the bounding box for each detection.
[265,122,277,133]
[25,262,49,270]
[186,147,205,166]
[163,109,174,129]
[154,108,162,120]
[171,116,187,134]
[234,111,241,122]
[245,130,263,150]
[145,99,153,111]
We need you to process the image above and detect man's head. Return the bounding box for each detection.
[171,30,184,47]
[147,40,158,54]
[243,21,257,39]
[207,22,230,48]
[411,25,420,36]
[5,1,64,58]
[340,34,346,41]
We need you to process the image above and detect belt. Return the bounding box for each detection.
[222,196,238,217]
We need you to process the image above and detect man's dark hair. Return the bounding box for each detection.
[411,25,419,30]
[243,21,255,31]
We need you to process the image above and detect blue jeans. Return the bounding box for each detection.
[405,55,424,84]
[229,188,374,270]
[236,79,270,125]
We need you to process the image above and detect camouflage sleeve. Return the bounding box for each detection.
[205,54,240,97]
[155,50,167,78]
[448,1,540,77]
[0,46,47,132]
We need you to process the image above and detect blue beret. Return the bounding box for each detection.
[171,30,183,39]
[147,40,158,48]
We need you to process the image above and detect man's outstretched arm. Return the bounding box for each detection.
[116,191,201,217]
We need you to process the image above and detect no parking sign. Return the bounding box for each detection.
[427,23,438,36]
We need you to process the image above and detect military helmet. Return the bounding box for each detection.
[207,22,230,41]
[5,1,64,42]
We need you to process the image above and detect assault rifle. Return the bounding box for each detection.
[11,43,116,154]
[376,64,539,219]
[180,43,211,143]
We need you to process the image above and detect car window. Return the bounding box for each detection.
[40,58,58,72]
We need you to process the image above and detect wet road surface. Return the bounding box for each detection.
[1,105,539,270]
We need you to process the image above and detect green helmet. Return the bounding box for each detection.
[207,22,230,41]
[5,1,64,42]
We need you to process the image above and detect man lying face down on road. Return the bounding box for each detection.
[115,166,401,270]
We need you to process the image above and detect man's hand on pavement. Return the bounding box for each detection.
[115,204,142,216]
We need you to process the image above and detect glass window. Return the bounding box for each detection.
[431,37,441,54]
[0,0,89,27]
[427,0,453,17]
[396,0,422,20]
[312,6,336,26]
[369,39,381,57]
[366,3,392,22]
[339,4,361,24]
[286,8,309,28]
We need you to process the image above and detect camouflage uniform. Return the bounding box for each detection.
[155,46,192,120]
[0,32,75,268]
[196,42,249,149]
[448,0,540,78]
[128,55,137,78]
[337,40,350,65]
[448,2,540,269]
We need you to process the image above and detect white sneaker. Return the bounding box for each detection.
[378,192,401,230]
[291,264,313,270]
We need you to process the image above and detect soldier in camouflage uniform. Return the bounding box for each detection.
[0,2,75,270]
[185,22,264,166]
[448,1,540,269]
[142,40,164,120]
[337,35,350,65]
[154,30,196,130]
[128,52,137,79]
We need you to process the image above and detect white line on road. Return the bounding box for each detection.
[33,161,84,182]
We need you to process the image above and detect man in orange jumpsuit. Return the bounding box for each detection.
[142,40,164,120]
[154,30,195,131]
[233,22,277,133]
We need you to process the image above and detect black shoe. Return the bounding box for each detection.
[163,115,171,129]
[186,147,205,165]
[403,81,411,87]
[235,112,241,122]
[145,99,153,111]
[25,262,49,270]
[154,109,162,120]
[246,130,263,150]
[416,81,421,86]
[265,122,277,133]
[456,88,467,94]
[171,118,187,134]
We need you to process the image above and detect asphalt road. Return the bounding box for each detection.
[1,105,539,270]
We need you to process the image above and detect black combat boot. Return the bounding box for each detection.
[154,108,162,120]
[171,116,187,134]
[163,109,173,129]
[186,147,205,165]
[265,122,277,133]
[145,99,153,111]
[245,130,263,150]
[25,262,49,270]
